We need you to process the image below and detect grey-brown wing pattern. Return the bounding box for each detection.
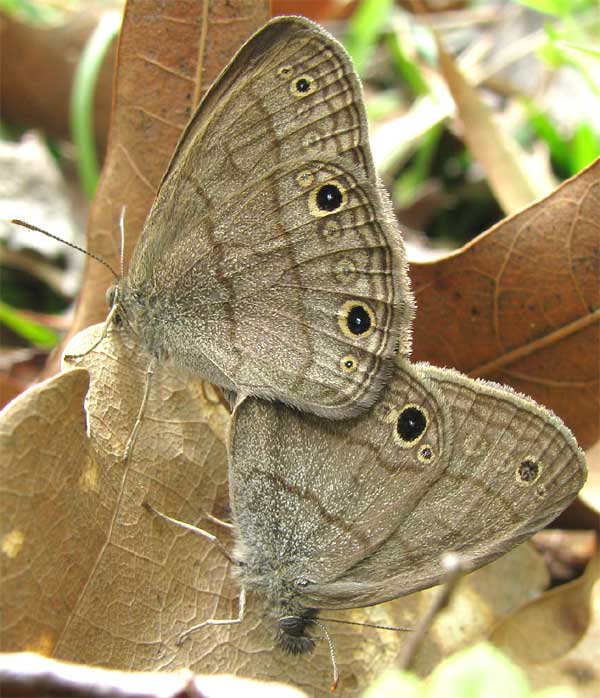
[302,364,586,609]
[229,359,585,611]
[229,360,450,585]
[128,17,413,417]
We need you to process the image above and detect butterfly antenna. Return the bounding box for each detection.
[11,219,119,281]
[316,616,412,633]
[118,206,126,279]
[314,620,338,692]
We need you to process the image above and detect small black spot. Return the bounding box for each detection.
[470,306,479,317]
[397,407,427,442]
[280,66,292,75]
[316,183,343,212]
[518,459,539,483]
[420,446,433,460]
[295,77,311,93]
[346,305,371,335]
[345,359,354,369]
[114,313,123,328]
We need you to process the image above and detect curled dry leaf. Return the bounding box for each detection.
[490,554,600,697]
[52,0,271,370]
[0,320,555,695]
[410,158,600,450]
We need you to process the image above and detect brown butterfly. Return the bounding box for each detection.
[106,15,413,419]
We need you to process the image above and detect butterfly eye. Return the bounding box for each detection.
[290,74,316,97]
[113,312,123,328]
[105,285,117,308]
[338,301,376,339]
[516,457,541,484]
[395,405,428,446]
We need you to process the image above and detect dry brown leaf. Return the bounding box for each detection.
[490,554,600,697]
[0,5,115,156]
[50,0,270,372]
[2,1,598,693]
[410,158,600,449]
[0,340,552,694]
[490,553,598,662]
[434,33,552,215]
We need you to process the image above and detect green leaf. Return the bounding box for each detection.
[363,669,423,698]
[571,122,600,171]
[513,0,590,16]
[425,644,531,698]
[344,0,394,75]
[558,40,600,59]
[386,31,429,97]
[70,11,121,199]
[0,302,60,349]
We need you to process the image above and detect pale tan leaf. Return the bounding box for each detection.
[435,34,552,215]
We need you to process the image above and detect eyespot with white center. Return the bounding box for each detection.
[338,300,376,339]
[516,457,541,484]
[309,181,346,217]
[394,405,429,448]
[340,354,358,373]
[290,74,316,97]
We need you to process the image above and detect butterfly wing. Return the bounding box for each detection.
[128,16,413,418]
[229,359,450,585]
[303,363,587,609]
[229,360,586,610]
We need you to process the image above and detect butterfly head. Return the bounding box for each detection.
[277,610,318,655]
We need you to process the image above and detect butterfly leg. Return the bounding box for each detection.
[123,359,155,462]
[143,501,234,563]
[64,302,120,361]
[176,587,246,646]
[203,511,234,530]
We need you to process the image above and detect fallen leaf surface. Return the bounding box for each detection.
[0,321,557,696]
[51,0,271,372]
[410,158,600,449]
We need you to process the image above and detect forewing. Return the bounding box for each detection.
[129,16,413,418]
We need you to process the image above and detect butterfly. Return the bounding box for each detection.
[106,15,414,419]
[166,358,585,663]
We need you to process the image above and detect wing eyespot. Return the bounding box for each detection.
[338,300,375,339]
[340,354,358,373]
[296,170,314,188]
[290,74,316,97]
[394,405,429,448]
[335,259,357,284]
[418,444,435,463]
[516,457,541,485]
[308,181,347,217]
